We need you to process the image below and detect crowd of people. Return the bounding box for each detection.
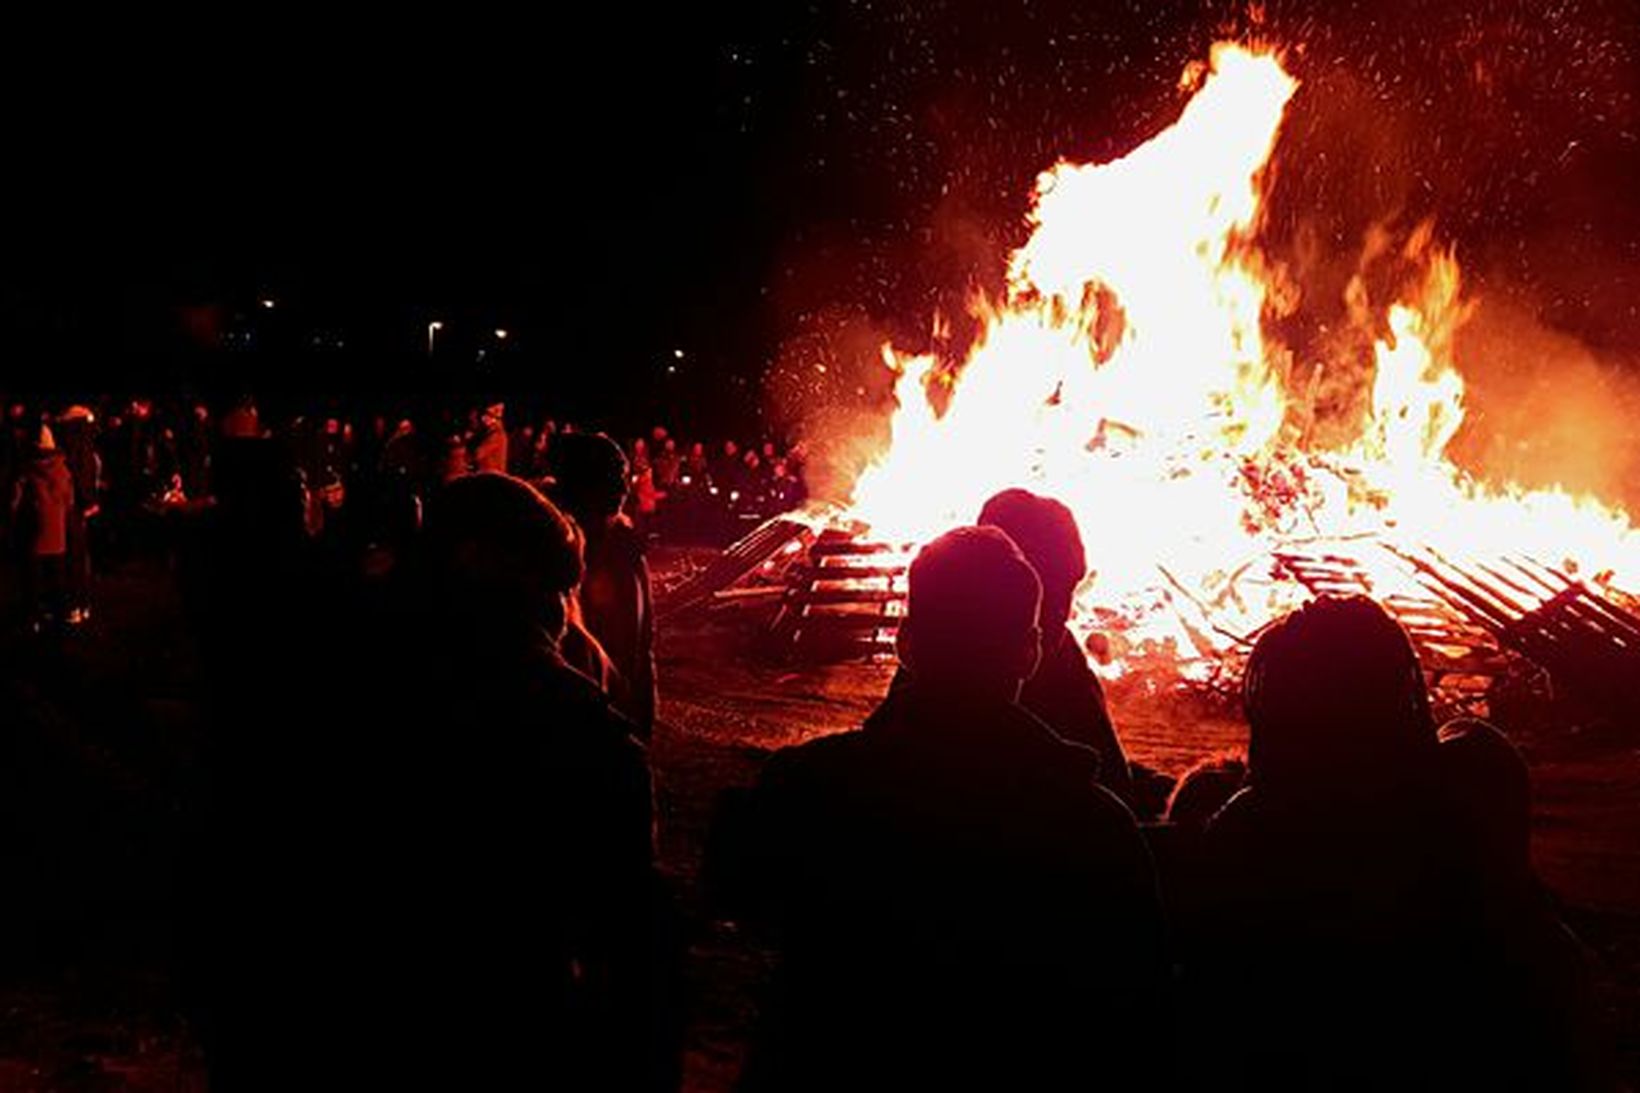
[2,395,807,633]
[0,390,1618,1090]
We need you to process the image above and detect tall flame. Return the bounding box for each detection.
[845,43,1640,673]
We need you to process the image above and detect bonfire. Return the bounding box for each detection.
[677,42,1640,718]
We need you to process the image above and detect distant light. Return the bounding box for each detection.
[667,365,677,375]
[494,328,509,340]
[673,348,685,359]
[260,298,276,309]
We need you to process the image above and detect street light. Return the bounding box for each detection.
[260,298,276,309]
[427,320,444,356]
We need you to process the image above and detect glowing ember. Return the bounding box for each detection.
[842,42,1640,678]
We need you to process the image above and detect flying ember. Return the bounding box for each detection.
[841,42,1640,679]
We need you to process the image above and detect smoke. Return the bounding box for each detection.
[1448,295,1640,511]
[761,306,901,504]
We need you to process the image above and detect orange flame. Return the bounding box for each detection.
[842,42,1640,674]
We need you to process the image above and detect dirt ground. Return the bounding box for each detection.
[0,547,1634,1090]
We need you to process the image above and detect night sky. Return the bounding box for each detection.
[2,1,1636,434]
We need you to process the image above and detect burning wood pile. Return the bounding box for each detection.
[664,41,1640,728]
[663,516,1639,727]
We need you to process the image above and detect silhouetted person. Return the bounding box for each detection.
[471,401,508,473]
[714,526,1168,1091]
[438,431,469,482]
[766,459,801,511]
[1193,595,1515,1091]
[10,425,73,630]
[179,401,213,498]
[177,432,323,1092]
[99,398,159,557]
[551,432,657,736]
[124,397,161,501]
[714,438,743,494]
[1165,751,1247,831]
[653,437,681,491]
[507,422,535,477]
[54,406,99,623]
[379,417,418,479]
[892,488,1134,802]
[1433,719,1614,1090]
[390,472,673,1089]
[685,440,708,482]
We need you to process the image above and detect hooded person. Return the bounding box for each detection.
[550,432,656,736]
[10,424,73,627]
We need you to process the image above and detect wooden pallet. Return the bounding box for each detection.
[705,522,1639,723]
[1271,548,1513,708]
[655,516,815,621]
[1397,550,1640,721]
[769,529,912,661]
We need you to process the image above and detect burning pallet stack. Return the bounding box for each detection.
[767,529,912,661]
[1271,550,1512,714]
[1402,551,1640,723]
[665,519,1640,724]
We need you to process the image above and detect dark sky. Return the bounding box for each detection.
[2,1,1636,427]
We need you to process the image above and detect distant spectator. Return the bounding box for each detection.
[551,432,657,736]
[685,441,708,483]
[653,437,681,491]
[179,402,213,498]
[380,418,418,480]
[714,439,742,494]
[471,402,508,474]
[54,406,100,624]
[11,425,74,629]
[507,423,535,478]
[438,433,469,483]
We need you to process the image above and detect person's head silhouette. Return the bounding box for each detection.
[549,431,629,528]
[977,488,1086,632]
[421,472,583,641]
[1438,718,1532,882]
[1244,594,1433,800]
[897,525,1043,702]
